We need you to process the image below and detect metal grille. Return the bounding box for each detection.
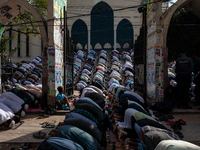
[134,19,147,102]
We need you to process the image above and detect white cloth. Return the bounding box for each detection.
[112,50,119,53]
[125,70,133,77]
[0,92,24,105]
[77,82,86,90]
[100,53,107,59]
[112,74,122,81]
[101,50,107,54]
[93,75,103,82]
[82,69,91,75]
[118,108,139,129]
[112,56,120,62]
[36,84,42,90]
[77,50,85,58]
[80,87,98,99]
[0,102,15,124]
[155,140,200,150]
[125,91,144,103]
[110,70,121,78]
[0,98,21,113]
[98,58,106,65]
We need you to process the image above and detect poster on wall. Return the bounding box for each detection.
[147,48,156,98]
[53,0,67,93]
[48,47,55,96]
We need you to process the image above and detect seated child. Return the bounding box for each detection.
[56,86,70,110]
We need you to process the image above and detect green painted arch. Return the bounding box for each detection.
[117,19,134,48]
[91,1,114,49]
[71,19,88,50]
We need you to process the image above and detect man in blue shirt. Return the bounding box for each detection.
[56,86,70,110]
[175,51,193,109]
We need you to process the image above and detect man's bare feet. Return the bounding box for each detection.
[118,130,127,141]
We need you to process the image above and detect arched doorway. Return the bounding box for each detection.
[123,43,130,49]
[85,44,92,50]
[94,43,102,50]
[76,43,83,50]
[0,0,48,96]
[91,1,114,49]
[71,19,88,51]
[117,19,133,49]
[162,0,200,93]
[116,43,121,49]
[104,43,112,50]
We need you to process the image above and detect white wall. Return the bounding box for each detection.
[67,0,142,45]
[3,30,42,63]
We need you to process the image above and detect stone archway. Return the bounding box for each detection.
[162,0,200,48]
[0,0,48,94]
[161,0,200,96]
[117,19,134,49]
[71,19,88,51]
[91,1,114,48]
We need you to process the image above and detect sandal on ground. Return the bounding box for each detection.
[166,114,174,119]
[21,143,37,148]
[159,115,168,121]
[178,119,186,125]
[46,120,56,128]
[166,121,174,125]
[171,123,182,130]
[33,131,46,139]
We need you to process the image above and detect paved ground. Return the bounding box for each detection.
[0,112,200,150]
[0,114,65,150]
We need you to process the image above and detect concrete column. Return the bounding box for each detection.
[114,29,116,50]
[88,30,90,52]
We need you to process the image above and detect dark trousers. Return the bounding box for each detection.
[176,74,191,106]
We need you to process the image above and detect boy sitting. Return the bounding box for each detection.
[56,86,70,110]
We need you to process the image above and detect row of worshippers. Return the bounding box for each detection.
[38,50,110,150]
[74,50,86,81]
[0,57,43,129]
[0,87,42,129]
[108,50,200,149]
[3,56,42,91]
[76,50,96,91]
[122,50,134,90]
[13,56,42,84]
[91,50,109,91]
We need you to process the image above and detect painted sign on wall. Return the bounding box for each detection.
[48,47,56,96]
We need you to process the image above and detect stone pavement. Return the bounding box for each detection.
[1,100,200,150]
[0,114,65,150]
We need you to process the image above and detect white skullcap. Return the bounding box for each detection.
[35,100,39,105]
[21,111,26,117]
[24,104,29,111]
[9,120,15,128]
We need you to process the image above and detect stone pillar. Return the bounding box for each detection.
[88,30,90,52]
[114,29,117,50]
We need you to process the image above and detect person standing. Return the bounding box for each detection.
[193,52,200,106]
[175,51,193,109]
